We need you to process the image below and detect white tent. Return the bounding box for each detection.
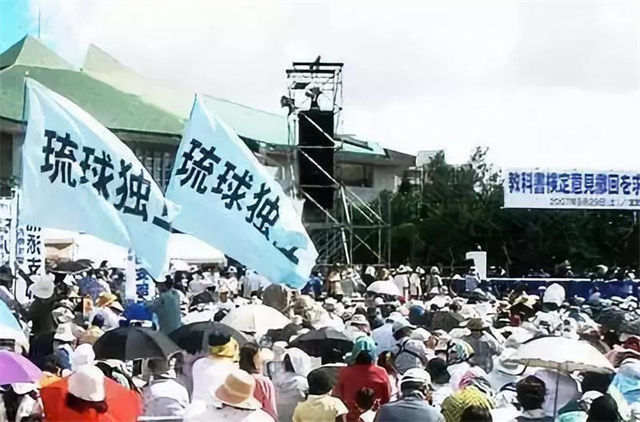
[43,229,226,267]
[167,233,226,265]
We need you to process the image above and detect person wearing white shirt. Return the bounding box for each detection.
[191,326,239,401]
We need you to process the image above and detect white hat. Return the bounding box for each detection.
[29,274,55,299]
[54,323,76,343]
[400,368,432,388]
[543,283,565,306]
[494,348,525,376]
[373,297,385,306]
[392,319,415,334]
[68,365,106,402]
[12,382,37,395]
[52,307,74,324]
[411,327,432,342]
[72,344,96,369]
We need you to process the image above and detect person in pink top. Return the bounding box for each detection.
[239,342,278,420]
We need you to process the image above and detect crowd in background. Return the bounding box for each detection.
[0,261,639,422]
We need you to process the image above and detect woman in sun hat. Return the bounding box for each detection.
[27,273,57,336]
[92,292,123,331]
[184,369,274,422]
[40,363,142,422]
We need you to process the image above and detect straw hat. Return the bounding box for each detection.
[68,365,106,402]
[30,274,55,299]
[213,370,260,410]
[96,292,118,308]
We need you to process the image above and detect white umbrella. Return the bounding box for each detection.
[221,304,290,336]
[506,336,614,374]
[367,280,401,297]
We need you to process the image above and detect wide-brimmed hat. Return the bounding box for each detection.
[213,370,260,410]
[68,365,106,402]
[494,348,525,376]
[30,274,55,299]
[54,323,76,343]
[96,292,118,308]
[461,317,490,331]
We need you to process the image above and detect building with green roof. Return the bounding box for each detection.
[0,36,415,203]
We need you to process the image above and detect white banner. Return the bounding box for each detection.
[165,95,317,288]
[503,169,640,210]
[21,79,177,278]
[125,249,155,301]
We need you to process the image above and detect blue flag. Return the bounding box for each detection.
[165,95,317,288]
[21,79,177,278]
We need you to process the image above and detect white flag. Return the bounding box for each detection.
[165,95,317,288]
[21,79,177,278]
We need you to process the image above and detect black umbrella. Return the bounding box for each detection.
[51,260,93,274]
[169,322,248,354]
[289,327,353,358]
[93,326,179,361]
[307,363,346,388]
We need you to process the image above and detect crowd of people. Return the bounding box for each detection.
[0,262,639,422]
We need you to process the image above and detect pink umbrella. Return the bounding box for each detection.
[0,350,43,384]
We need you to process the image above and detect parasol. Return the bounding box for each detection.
[169,321,247,354]
[507,336,614,374]
[0,350,42,384]
[289,327,354,357]
[366,280,401,297]
[0,300,28,349]
[221,304,290,336]
[52,260,94,274]
[40,375,142,422]
[93,326,179,361]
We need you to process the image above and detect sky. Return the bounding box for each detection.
[1,0,639,169]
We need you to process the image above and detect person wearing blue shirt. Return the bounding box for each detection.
[301,272,323,299]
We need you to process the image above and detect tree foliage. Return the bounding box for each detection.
[355,148,639,276]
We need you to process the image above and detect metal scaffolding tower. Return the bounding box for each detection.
[283,60,390,266]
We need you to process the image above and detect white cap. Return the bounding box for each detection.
[410,327,432,342]
[392,319,415,334]
[400,368,432,387]
[29,273,55,299]
[68,365,106,402]
[72,344,96,369]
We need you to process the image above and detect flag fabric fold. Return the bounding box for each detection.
[21,79,176,278]
[165,95,317,288]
